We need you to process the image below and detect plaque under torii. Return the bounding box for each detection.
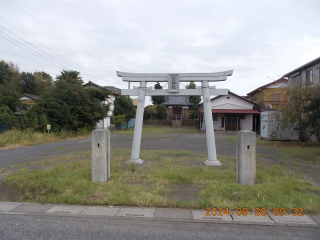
[117,70,233,166]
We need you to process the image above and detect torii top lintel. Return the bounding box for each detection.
[116,70,233,82]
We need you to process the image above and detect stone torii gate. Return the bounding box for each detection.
[117,70,233,166]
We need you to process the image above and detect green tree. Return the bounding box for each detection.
[156,104,167,119]
[144,105,157,120]
[113,114,126,129]
[0,81,21,112]
[186,82,200,110]
[274,84,320,145]
[0,60,12,85]
[57,70,82,84]
[34,70,110,131]
[113,96,136,128]
[0,105,13,123]
[151,82,165,105]
[20,72,36,95]
[305,94,320,144]
[189,110,199,120]
[34,71,53,95]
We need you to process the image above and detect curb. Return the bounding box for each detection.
[0,202,319,228]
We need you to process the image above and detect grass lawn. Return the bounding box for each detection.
[116,125,199,135]
[0,126,197,150]
[0,129,91,150]
[221,134,320,164]
[4,147,320,213]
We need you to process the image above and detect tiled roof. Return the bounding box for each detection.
[106,86,121,92]
[200,109,260,114]
[246,78,287,96]
[283,56,320,77]
[23,93,40,100]
[83,81,120,96]
[162,96,194,106]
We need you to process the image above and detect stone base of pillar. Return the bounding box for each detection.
[127,159,144,164]
[92,129,110,182]
[204,160,222,166]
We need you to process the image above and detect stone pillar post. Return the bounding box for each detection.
[92,129,110,182]
[128,81,147,164]
[202,81,221,166]
[236,130,256,185]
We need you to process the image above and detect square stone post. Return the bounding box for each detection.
[202,80,221,166]
[128,81,147,164]
[236,130,256,185]
[92,129,110,182]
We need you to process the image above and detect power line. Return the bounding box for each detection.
[0,30,110,82]
[8,0,116,72]
[0,25,108,80]
[0,17,108,79]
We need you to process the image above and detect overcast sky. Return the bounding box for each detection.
[1,0,320,104]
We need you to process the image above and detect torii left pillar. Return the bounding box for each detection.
[127,81,146,164]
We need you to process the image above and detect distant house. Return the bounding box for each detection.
[83,81,120,129]
[132,98,138,109]
[162,96,193,119]
[246,78,288,111]
[83,81,121,95]
[19,93,40,106]
[283,56,320,86]
[198,91,260,132]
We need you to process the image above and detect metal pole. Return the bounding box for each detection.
[127,81,146,164]
[202,81,221,166]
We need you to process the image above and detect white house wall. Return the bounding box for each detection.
[205,114,253,131]
[240,114,253,130]
[212,114,224,130]
[97,95,116,129]
[211,95,253,109]
[200,93,257,131]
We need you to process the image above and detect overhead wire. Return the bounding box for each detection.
[7,0,116,72]
[0,17,108,79]
[0,29,110,83]
[0,26,109,81]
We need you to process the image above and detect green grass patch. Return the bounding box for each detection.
[5,149,320,213]
[219,135,237,142]
[257,139,320,163]
[116,125,198,135]
[219,134,320,163]
[0,129,91,149]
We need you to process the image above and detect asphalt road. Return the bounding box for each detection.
[1,213,319,240]
[0,132,277,169]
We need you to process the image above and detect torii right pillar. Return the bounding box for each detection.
[202,80,221,166]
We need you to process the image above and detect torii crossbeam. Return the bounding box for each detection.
[117,70,233,166]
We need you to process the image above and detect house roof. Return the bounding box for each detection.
[198,91,258,110]
[162,95,194,106]
[105,86,121,93]
[246,78,288,96]
[83,81,100,88]
[200,109,260,114]
[20,93,40,100]
[283,56,320,77]
[83,81,120,96]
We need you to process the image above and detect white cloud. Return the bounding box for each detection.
[1,0,319,99]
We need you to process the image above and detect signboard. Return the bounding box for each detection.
[47,124,51,134]
[168,74,179,93]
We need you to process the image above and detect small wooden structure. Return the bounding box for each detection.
[163,96,193,119]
